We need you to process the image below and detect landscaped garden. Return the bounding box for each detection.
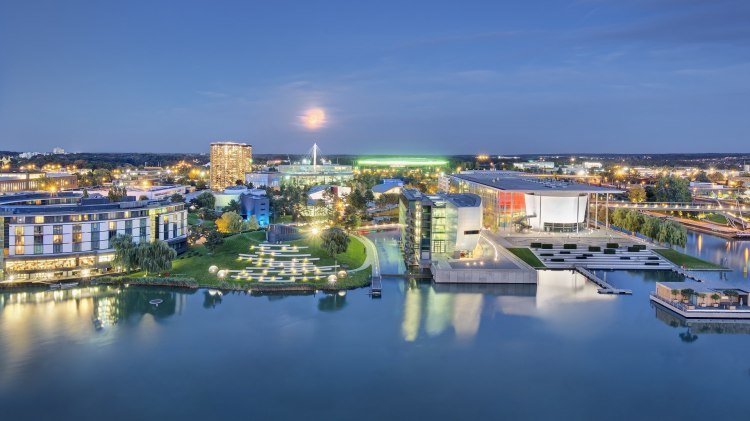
[653,249,726,270]
[157,230,371,290]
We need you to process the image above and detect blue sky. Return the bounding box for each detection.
[1,0,748,154]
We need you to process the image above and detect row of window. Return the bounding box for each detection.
[9,204,185,224]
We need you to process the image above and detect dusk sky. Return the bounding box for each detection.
[1,0,748,155]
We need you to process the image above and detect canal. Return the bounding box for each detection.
[1,230,749,420]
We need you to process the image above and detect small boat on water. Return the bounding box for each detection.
[149,299,164,306]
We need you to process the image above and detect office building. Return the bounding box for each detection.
[0,192,187,282]
[399,189,482,268]
[210,142,252,191]
[212,186,270,226]
[0,172,78,194]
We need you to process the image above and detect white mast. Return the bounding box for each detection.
[313,142,317,172]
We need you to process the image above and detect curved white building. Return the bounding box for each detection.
[449,171,621,233]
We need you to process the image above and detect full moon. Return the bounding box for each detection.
[301,107,327,130]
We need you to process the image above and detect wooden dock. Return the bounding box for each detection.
[370,275,382,297]
[672,267,711,283]
[575,266,632,295]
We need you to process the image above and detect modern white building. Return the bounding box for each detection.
[399,189,482,268]
[83,185,188,201]
[0,192,188,282]
[448,171,621,233]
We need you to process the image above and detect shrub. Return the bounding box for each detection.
[541,244,553,249]
[560,251,570,255]
[563,244,577,249]
[606,243,619,249]
[530,242,542,248]
[588,246,601,252]
[575,256,587,259]
[620,256,631,260]
[603,248,616,254]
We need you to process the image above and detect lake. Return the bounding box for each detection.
[1,230,749,420]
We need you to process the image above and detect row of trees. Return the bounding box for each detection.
[627,176,692,203]
[112,235,177,274]
[611,208,687,247]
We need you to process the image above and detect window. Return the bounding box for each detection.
[139,218,148,242]
[34,216,44,224]
[163,217,169,240]
[108,221,117,248]
[91,223,100,250]
[125,220,133,236]
[72,224,82,252]
[34,226,44,254]
[463,230,480,235]
[53,225,63,253]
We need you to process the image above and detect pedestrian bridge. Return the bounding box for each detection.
[601,201,749,230]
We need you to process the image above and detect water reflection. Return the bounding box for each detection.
[401,270,615,342]
[317,293,347,312]
[677,231,750,281]
[653,304,750,337]
[203,290,223,309]
[0,285,188,387]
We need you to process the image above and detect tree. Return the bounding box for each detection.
[112,234,139,273]
[204,228,224,253]
[364,189,375,203]
[108,186,128,202]
[188,225,206,245]
[693,171,710,183]
[243,215,260,231]
[711,293,721,306]
[137,240,176,274]
[138,195,149,201]
[657,220,687,247]
[680,288,694,303]
[624,211,645,233]
[191,191,215,210]
[628,185,646,203]
[343,213,361,231]
[215,211,244,234]
[82,188,89,198]
[654,176,692,203]
[171,193,184,203]
[320,227,350,264]
[223,199,241,213]
[641,216,661,239]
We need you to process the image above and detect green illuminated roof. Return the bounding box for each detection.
[356,157,448,167]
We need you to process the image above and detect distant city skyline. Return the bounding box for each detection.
[1,0,748,154]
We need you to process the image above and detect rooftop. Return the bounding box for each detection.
[453,171,622,193]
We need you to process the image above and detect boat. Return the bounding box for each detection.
[149,299,164,306]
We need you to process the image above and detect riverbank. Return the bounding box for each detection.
[653,249,727,270]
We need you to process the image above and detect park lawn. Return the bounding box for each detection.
[653,249,725,270]
[702,213,728,225]
[507,248,545,268]
[187,212,217,229]
[160,230,371,289]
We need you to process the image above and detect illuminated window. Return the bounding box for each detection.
[34,216,44,223]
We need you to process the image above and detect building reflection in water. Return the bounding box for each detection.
[653,304,750,342]
[401,270,615,342]
[0,285,186,387]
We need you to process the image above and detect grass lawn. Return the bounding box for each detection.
[653,249,725,270]
[507,248,546,268]
[159,230,371,289]
[187,212,216,229]
[702,213,728,225]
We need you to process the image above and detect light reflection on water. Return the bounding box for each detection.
[1,230,750,420]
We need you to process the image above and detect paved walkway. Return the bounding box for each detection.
[350,234,378,277]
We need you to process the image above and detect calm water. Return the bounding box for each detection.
[2,232,750,421]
